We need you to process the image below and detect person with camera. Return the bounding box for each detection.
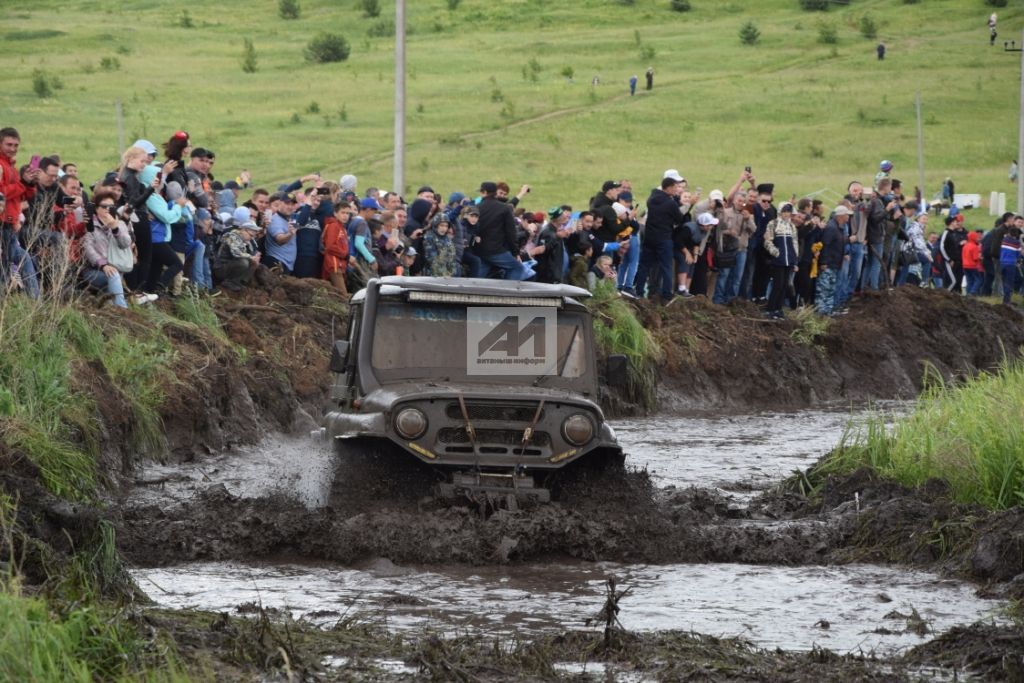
[80,189,134,308]
[496,182,530,208]
[714,188,755,305]
[863,177,898,291]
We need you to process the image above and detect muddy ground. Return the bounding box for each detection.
[6,278,1024,681]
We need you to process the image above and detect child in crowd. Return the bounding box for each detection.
[568,241,593,289]
[423,214,456,277]
[961,229,984,296]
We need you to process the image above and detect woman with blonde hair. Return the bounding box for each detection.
[118,145,161,298]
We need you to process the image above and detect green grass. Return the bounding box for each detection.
[789,305,831,350]
[0,294,185,500]
[589,280,661,410]
[0,0,1021,214]
[817,357,1024,510]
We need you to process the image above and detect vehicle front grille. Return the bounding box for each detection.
[445,402,543,423]
[437,428,551,447]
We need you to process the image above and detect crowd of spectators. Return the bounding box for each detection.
[1,125,1022,314]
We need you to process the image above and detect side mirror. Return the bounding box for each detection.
[605,354,628,388]
[329,340,350,373]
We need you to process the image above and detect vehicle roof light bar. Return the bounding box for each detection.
[406,291,563,308]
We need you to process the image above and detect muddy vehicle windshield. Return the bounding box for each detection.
[370,301,590,390]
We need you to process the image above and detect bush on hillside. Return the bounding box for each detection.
[367,19,395,38]
[817,20,838,44]
[305,33,350,63]
[447,0,461,8]
[739,20,760,46]
[278,0,300,19]
[985,0,1007,7]
[799,0,829,10]
[671,0,691,11]
[362,0,381,17]
[859,14,877,39]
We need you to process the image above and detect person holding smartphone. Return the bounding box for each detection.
[81,190,135,308]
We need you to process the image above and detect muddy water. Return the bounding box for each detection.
[133,560,1003,655]
[617,404,904,496]
[129,405,901,507]
[131,404,1004,655]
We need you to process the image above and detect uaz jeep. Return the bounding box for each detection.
[318,276,625,502]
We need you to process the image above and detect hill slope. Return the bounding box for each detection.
[3,0,1022,207]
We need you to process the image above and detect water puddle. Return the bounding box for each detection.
[617,404,906,496]
[133,559,1003,656]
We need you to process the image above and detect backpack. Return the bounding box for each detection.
[713,225,739,269]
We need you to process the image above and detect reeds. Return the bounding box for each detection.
[820,357,1024,509]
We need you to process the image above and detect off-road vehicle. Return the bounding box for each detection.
[318,276,626,503]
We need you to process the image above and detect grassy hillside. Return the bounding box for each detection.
[3,0,1023,210]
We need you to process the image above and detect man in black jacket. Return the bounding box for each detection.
[590,180,621,243]
[474,181,529,280]
[635,176,684,301]
[982,212,1013,296]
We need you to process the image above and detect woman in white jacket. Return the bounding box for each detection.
[81,189,135,308]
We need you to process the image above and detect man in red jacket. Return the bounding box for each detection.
[0,127,37,226]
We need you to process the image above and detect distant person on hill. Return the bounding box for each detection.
[1010,160,1018,183]
[876,43,885,60]
[645,67,654,91]
[629,74,638,96]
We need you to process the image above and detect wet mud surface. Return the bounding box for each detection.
[8,280,1024,680]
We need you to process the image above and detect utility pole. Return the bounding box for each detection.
[915,92,925,206]
[393,0,406,197]
[1004,30,1024,214]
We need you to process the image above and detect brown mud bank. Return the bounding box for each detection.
[641,286,1024,412]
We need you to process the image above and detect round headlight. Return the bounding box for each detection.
[394,407,428,440]
[562,413,594,446]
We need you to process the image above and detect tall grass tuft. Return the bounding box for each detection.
[588,281,661,411]
[0,298,99,500]
[818,357,1024,509]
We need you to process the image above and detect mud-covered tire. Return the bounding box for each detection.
[330,438,436,508]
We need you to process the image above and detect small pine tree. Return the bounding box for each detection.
[739,21,760,46]
[241,38,258,73]
[278,0,300,19]
[361,0,381,18]
[671,0,691,11]
[859,15,877,40]
[178,9,194,28]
